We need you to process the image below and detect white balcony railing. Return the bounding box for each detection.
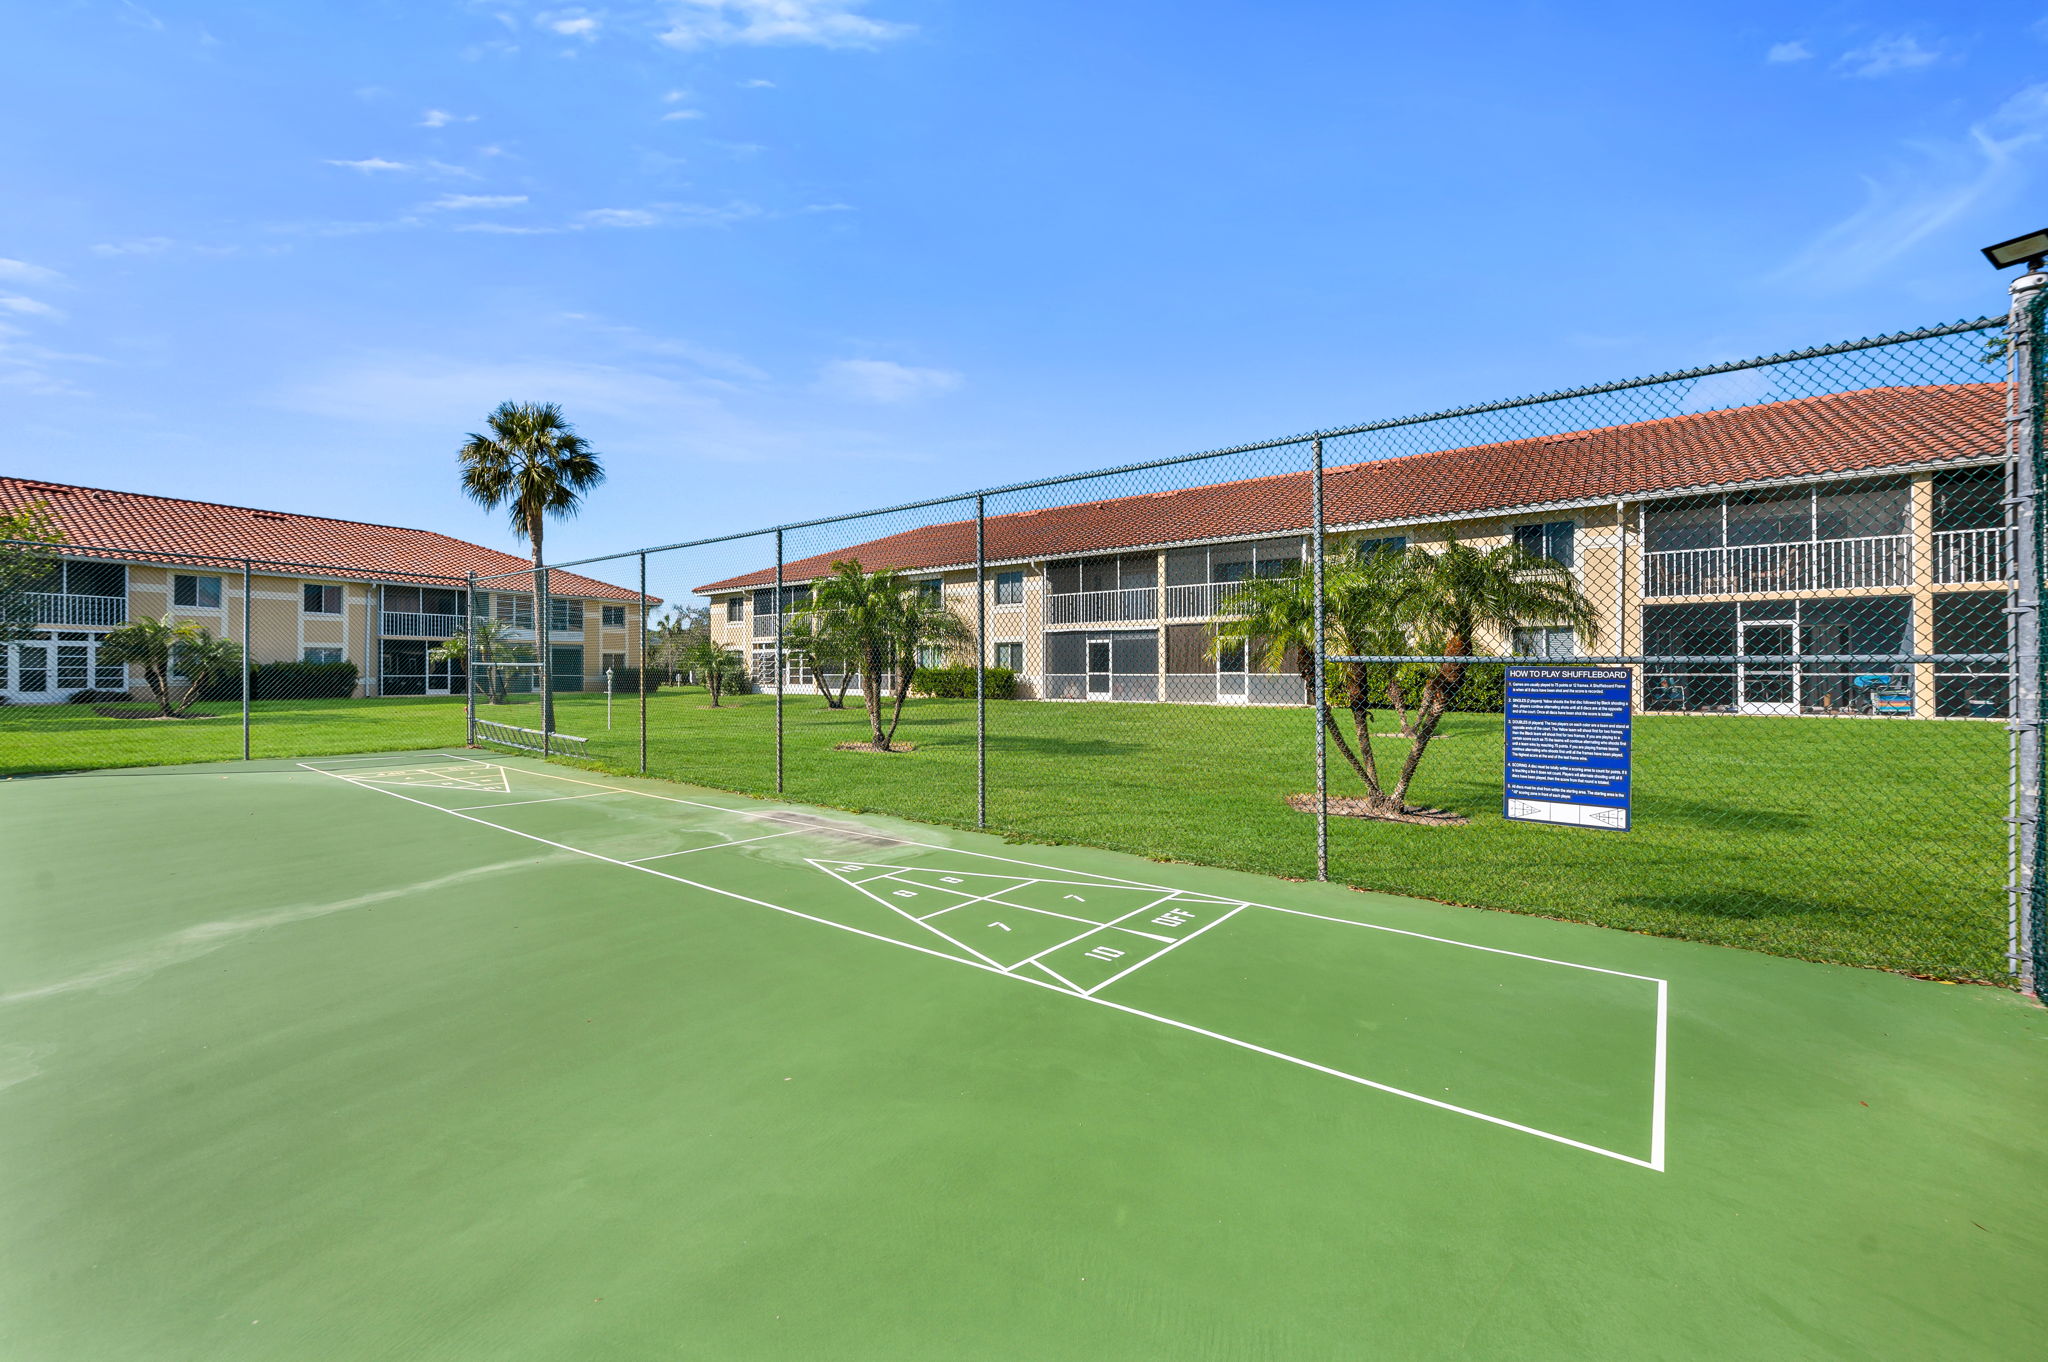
[26,592,126,627]
[753,613,781,639]
[1164,581,1255,620]
[383,611,468,638]
[1932,527,2009,585]
[1044,587,1157,626]
[1642,535,1910,598]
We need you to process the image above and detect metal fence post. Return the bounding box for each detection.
[464,572,478,747]
[976,494,987,829]
[537,565,552,759]
[240,558,252,761]
[638,551,649,776]
[1311,438,1328,882]
[2008,269,2047,994]
[774,529,785,795]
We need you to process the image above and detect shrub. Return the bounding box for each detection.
[597,666,662,696]
[193,660,363,702]
[1355,661,1507,714]
[910,665,1017,700]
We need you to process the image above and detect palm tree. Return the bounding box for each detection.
[1385,534,1597,807]
[98,616,243,717]
[877,586,975,749]
[646,607,702,686]
[808,560,913,748]
[430,617,524,704]
[679,632,743,706]
[1217,562,1395,805]
[786,595,861,709]
[457,402,605,732]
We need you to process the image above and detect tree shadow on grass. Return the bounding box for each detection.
[1624,796,1810,833]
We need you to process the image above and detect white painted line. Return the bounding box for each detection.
[1078,992,1661,1170]
[359,756,1667,1169]
[437,756,1176,891]
[1004,893,1187,972]
[1256,902,1669,984]
[1117,928,1177,944]
[809,862,1013,970]
[1649,977,1669,1172]
[1083,904,1248,996]
[629,830,799,863]
[1026,959,1088,993]
[448,792,611,812]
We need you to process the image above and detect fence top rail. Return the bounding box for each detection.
[501,315,2005,576]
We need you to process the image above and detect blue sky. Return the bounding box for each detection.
[4,1,2045,567]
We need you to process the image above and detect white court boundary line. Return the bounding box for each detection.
[301,754,1669,1171]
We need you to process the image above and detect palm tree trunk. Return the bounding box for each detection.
[1387,675,1417,737]
[882,667,914,748]
[861,644,887,748]
[1296,649,1375,789]
[1391,647,1469,804]
[1339,661,1384,789]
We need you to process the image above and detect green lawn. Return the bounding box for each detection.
[0,686,2011,982]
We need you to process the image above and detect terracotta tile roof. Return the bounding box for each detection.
[695,383,2004,594]
[0,477,648,603]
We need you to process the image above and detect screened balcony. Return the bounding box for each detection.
[1044,554,1157,626]
[21,560,127,628]
[1641,478,1912,599]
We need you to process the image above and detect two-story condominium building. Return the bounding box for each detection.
[0,479,647,703]
[696,383,2012,719]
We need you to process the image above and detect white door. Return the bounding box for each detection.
[1738,620,1799,715]
[14,643,50,700]
[1086,639,1112,698]
[1217,637,1248,703]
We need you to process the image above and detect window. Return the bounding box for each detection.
[548,598,583,632]
[493,594,535,630]
[726,597,744,623]
[1511,522,1576,569]
[994,571,1025,605]
[602,604,627,629]
[601,652,627,673]
[1512,627,1578,659]
[304,647,344,664]
[993,642,1023,670]
[917,578,943,603]
[1355,536,1407,561]
[172,574,222,608]
[916,645,947,669]
[303,583,344,615]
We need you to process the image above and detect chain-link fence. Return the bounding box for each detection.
[5,299,2042,990]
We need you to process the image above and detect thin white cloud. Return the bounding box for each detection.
[428,193,530,210]
[1772,83,2048,289]
[663,89,691,101]
[454,222,565,234]
[88,238,176,256]
[657,0,911,50]
[325,157,411,172]
[1766,40,1811,64]
[741,78,776,87]
[0,294,65,319]
[661,108,705,120]
[419,108,477,127]
[816,358,960,404]
[542,10,601,37]
[800,201,854,214]
[579,207,661,227]
[1836,35,1941,78]
[0,258,63,283]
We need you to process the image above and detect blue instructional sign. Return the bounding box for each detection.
[1503,667,1632,832]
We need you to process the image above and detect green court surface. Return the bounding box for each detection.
[2,752,2044,1360]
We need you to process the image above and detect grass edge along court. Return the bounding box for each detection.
[3,750,2045,1361]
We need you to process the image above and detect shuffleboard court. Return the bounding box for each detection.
[4,751,2045,1362]
[303,752,1666,1167]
